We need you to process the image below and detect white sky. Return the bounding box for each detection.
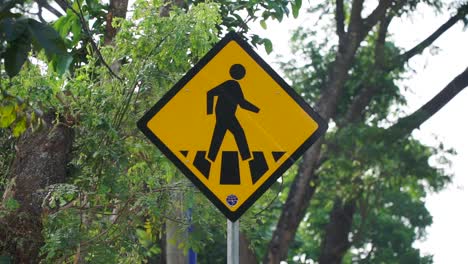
[251,2,468,263]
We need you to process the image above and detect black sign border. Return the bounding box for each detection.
[137,31,328,222]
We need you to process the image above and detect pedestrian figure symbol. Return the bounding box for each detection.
[207,64,260,162]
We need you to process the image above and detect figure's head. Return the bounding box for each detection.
[230,64,246,80]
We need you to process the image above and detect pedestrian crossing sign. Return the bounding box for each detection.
[137,32,327,221]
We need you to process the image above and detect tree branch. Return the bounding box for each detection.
[37,7,47,23]
[104,0,130,45]
[398,4,468,64]
[347,3,467,123]
[362,0,395,33]
[35,0,64,18]
[348,0,364,33]
[375,14,391,66]
[390,66,468,138]
[336,0,346,49]
[159,0,186,17]
[66,0,123,82]
[54,0,68,13]
[318,199,356,264]
[318,67,468,263]
[346,15,392,122]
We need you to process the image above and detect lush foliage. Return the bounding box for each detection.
[0,0,71,77]
[267,5,455,261]
[1,0,224,261]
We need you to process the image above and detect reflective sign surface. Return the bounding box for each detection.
[138,32,327,221]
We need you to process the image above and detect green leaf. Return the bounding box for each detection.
[260,19,267,29]
[1,17,28,41]
[271,3,284,22]
[4,34,31,77]
[85,0,99,11]
[0,101,16,127]
[28,19,67,58]
[72,0,81,12]
[263,38,273,54]
[53,15,71,39]
[12,116,26,137]
[0,17,14,40]
[51,53,73,75]
[292,0,302,18]
[71,17,81,44]
[4,197,20,210]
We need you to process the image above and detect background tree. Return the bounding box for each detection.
[264,0,468,263]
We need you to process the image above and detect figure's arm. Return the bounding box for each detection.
[207,90,215,115]
[239,100,260,113]
[207,84,222,115]
[238,88,260,113]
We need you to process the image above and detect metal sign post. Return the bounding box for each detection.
[227,220,239,264]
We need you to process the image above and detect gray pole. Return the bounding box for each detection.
[227,220,239,264]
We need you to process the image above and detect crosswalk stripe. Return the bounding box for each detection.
[193,151,211,179]
[220,151,240,184]
[249,152,269,184]
[181,150,286,185]
[272,151,286,162]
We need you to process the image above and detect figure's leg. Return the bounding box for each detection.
[207,122,227,162]
[229,119,252,160]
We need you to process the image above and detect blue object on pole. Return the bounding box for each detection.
[188,248,197,264]
[187,208,197,264]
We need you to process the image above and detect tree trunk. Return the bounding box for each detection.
[263,19,367,264]
[264,1,394,262]
[0,113,73,262]
[264,140,323,263]
[165,191,187,264]
[159,0,186,17]
[318,200,356,264]
[240,232,258,264]
[264,27,365,262]
[166,219,188,264]
[104,0,130,45]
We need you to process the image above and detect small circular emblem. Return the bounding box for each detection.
[226,194,238,207]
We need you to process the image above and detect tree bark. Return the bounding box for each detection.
[0,113,73,262]
[390,66,468,138]
[398,3,468,65]
[318,199,356,264]
[159,0,186,17]
[240,232,259,264]
[104,0,130,45]
[264,139,323,264]
[35,0,64,18]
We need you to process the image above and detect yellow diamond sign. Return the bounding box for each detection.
[138,32,327,221]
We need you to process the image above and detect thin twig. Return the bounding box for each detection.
[65,0,123,82]
[253,175,284,218]
[113,36,168,128]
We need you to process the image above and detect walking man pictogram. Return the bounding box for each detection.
[207,64,260,162]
